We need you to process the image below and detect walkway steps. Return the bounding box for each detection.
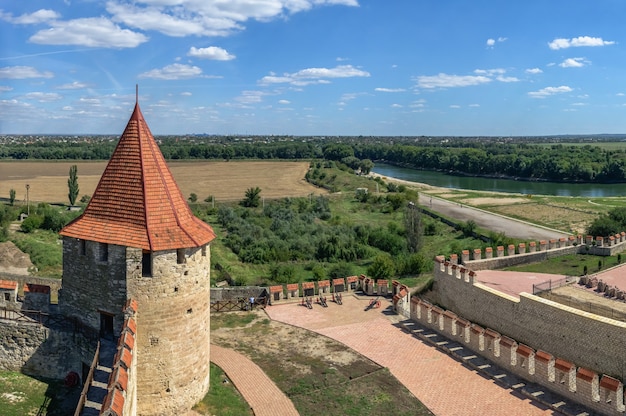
[81,339,117,416]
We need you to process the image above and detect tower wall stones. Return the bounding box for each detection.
[59,237,128,334]
[126,245,211,416]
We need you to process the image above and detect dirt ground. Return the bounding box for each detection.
[543,284,626,322]
[0,160,323,204]
[211,308,427,416]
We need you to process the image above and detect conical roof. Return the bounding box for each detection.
[60,102,216,251]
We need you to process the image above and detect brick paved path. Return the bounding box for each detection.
[210,344,299,416]
[266,296,559,416]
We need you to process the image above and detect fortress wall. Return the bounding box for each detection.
[429,261,626,378]
[0,321,88,379]
[408,290,626,415]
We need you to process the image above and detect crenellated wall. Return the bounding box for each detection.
[456,234,626,271]
[406,288,626,415]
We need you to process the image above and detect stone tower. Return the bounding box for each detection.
[59,98,216,415]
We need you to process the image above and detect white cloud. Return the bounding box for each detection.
[528,85,573,98]
[559,57,588,68]
[449,105,461,109]
[23,92,62,102]
[526,68,543,74]
[496,76,519,83]
[486,37,506,48]
[259,65,369,86]
[1,9,60,24]
[235,90,267,104]
[139,63,204,80]
[188,46,235,61]
[391,103,402,108]
[106,0,358,38]
[0,86,13,92]
[375,87,405,92]
[416,73,491,89]
[0,66,53,79]
[56,81,89,90]
[181,92,192,96]
[548,36,615,50]
[474,68,505,76]
[30,17,148,48]
[278,99,290,104]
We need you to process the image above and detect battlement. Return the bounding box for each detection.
[427,257,626,413]
[408,293,626,414]
[448,233,626,271]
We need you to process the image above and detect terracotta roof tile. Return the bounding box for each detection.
[269,285,283,293]
[60,102,216,251]
[600,375,621,392]
[555,358,574,372]
[576,367,596,383]
[0,280,17,290]
[23,283,50,294]
[101,386,124,416]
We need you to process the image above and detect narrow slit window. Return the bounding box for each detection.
[99,243,108,262]
[177,248,186,264]
[142,250,152,277]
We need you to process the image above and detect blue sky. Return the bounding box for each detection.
[1,1,626,136]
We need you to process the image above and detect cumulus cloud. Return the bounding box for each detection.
[30,17,148,48]
[486,37,507,47]
[0,9,60,24]
[278,99,290,104]
[526,68,543,74]
[416,73,491,89]
[528,85,573,98]
[375,87,405,92]
[0,66,53,79]
[548,36,615,50]
[106,0,358,38]
[259,65,369,86]
[188,46,235,60]
[559,57,588,68]
[139,63,204,80]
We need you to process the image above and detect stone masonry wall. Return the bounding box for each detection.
[0,320,92,380]
[126,244,211,416]
[428,260,626,379]
[59,237,128,335]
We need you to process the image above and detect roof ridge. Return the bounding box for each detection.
[60,100,216,251]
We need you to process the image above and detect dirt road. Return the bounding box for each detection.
[418,193,567,241]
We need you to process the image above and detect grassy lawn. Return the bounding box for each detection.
[504,253,623,276]
[193,364,253,416]
[209,312,432,416]
[0,371,79,416]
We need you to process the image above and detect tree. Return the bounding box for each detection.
[367,254,396,279]
[67,165,79,206]
[188,193,198,203]
[404,203,423,253]
[241,187,262,208]
[9,189,15,206]
[359,159,374,175]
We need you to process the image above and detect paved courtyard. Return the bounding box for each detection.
[265,295,566,416]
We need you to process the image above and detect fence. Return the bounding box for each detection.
[532,276,576,295]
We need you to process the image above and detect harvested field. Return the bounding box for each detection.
[0,160,324,204]
[461,197,531,206]
[489,203,596,234]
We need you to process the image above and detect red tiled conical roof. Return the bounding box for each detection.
[60,102,216,251]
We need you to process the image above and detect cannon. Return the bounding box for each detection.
[333,292,343,305]
[364,297,381,311]
[318,295,328,307]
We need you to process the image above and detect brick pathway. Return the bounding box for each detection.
[210,344,299,416]
[266,296,560,416]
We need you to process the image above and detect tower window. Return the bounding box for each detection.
[201,245,207,257]
[142,250,152,277]
[99,243,108,262]
[177,248,186,264]
[79,239,86,256]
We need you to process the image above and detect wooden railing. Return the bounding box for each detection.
[73,341,100,416]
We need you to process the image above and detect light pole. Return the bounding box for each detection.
[25,184,30,216]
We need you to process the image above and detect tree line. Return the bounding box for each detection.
[4,136,626,182]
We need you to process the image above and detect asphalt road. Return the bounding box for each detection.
[417,193,568,241]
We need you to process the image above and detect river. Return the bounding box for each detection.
[372,164,626,198]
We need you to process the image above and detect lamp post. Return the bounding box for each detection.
[25,184,30,216]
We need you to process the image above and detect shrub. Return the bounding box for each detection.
[20,215,43,233]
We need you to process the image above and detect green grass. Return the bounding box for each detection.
[10,229,63,278]
[210,312,257,330]
[193,363,253,416]
[504,253,623,275]
[0,371,78,416]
